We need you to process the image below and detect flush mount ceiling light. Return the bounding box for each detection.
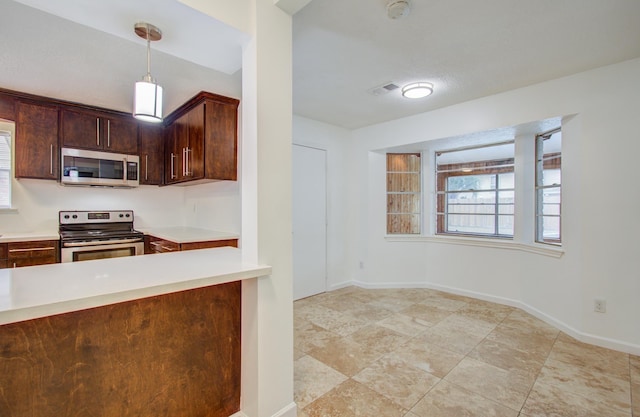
[133,22,163,123]
[387,0,411,19]
[401,82,434,99]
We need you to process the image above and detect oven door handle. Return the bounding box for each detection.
[63,238,143,247]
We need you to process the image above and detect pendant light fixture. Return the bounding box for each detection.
[133,22,163,123]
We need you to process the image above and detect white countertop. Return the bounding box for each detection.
[0,231,59,243]
[140,227,239,244]
[0,247,270,326]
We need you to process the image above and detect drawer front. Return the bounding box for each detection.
[150,239,180,253]
[10,257,58,268]
[0,243,7,259]
[181,239,238,251]
[8,240,59,260]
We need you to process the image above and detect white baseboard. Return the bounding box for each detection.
[231,402,297,417]
[333,280,640,356]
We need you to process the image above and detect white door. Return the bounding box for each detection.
[292,144,327,300]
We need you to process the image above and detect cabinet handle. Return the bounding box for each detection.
[13,263,16,268]
[170,153,177,179]
[9,247,55,253]
[96,118,100,146]
[182,147,186,176]
[50,144,53,175]
[145,154,148,181]
[107,120,111,148]
[185,147,192,176]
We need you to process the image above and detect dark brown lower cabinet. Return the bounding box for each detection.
[0,240,59,268]
[145,235,238,254]
[0,281,241,417]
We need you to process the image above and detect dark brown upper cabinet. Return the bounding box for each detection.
[138,123,164,185]
[15,101,59,180]
[164,92,239,185]
[60,108,138,154]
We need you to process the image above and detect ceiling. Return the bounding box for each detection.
[292,0,640,129]
[2,0,640,130]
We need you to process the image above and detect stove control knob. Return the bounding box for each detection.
[119,214,124,218]
[125,213,130,218]
[72,215,78,219]
[64,215,70,219]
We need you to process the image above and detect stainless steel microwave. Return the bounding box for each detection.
[61,148,139,187]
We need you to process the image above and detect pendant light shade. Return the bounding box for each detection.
[133,22,163,123]
[134,80,163,123]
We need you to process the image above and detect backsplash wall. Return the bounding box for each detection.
[0,178,240,234]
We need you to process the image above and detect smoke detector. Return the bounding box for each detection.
[387,0,411,19]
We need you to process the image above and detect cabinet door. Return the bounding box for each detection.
[139,124,164,185]
[165,113,189,184]
[104,116,138,154]
[187,102,205,180]
[60,109,102,150]
[205,100,238,180]
[7,240,59,267]
[15,101,59,180]
[0,93,15,120]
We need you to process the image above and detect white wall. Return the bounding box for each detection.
[343,58,640,354]
[292,115,350,289]
[0,172,240,235]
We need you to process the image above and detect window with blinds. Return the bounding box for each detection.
[435,141,515,238]
[0,130,11,208]
[535,128,562,245]
[386,153,421,234]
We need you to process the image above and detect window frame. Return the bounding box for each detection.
[386,153,422,234]
[535,127,562,246]
[435,141,515,239]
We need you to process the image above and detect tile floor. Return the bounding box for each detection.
[294,286,640,417]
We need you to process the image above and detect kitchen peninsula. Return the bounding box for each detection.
[0,247,271,417]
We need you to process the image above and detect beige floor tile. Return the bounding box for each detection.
[521,380,631,417]
[455,301,513,325]
[415,295,468,312]
[307,307,370,337]
[294,321,342,353]
[348,324,409,355]
[630,355,640,383]
[296,409,309,417]
[308,336,383,377]
[549,333,630,380]
[501,309,560,335]
[537,358,631,414]
[391,337,464,378]
[399,303,453,326]
[377,313,431,337]
[468,338,546,379]
[417,314,495,355]
[344,302,395,322]
[294,355,348,409]
[485,323,557,359]
[294,348,306,360]
[303,379,406,417]
[369,296,417,313]
[353,355,440,409]
[631,380,639,416]
[444,357,533,410]
[410,380,519,417]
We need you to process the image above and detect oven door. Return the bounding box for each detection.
[61,239,144,263]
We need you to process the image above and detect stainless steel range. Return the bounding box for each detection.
[59,210,144,263]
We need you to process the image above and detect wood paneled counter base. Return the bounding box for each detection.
[0,281,241,417]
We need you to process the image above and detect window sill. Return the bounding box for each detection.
[384,234,564,258]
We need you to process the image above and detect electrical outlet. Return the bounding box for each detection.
[594,299,606,313]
